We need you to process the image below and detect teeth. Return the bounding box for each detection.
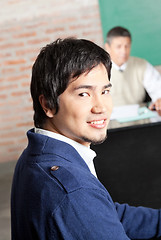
[91,120,104,124]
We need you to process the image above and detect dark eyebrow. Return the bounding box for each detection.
[103,83,112,89]
[73,83,112,91]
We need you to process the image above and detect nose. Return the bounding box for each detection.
[121,46,126,55]
[91,97,106,114]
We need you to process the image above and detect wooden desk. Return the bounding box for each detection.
[92,114,161,209]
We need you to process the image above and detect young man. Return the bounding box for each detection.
[11,38,161,239]
[105,26,161,115]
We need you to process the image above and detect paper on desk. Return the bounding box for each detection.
[110,104,139,120]
[117,107,157,123]
[110,105,158,123]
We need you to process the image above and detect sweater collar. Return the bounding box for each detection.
[32,128,97,177]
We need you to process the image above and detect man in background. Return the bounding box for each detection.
[11,38,161,239]
[105,26,161,115]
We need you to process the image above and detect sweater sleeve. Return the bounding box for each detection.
[115,202,161,239]
[52,188,130,240]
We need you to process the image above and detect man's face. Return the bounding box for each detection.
[45,64,113,147]
[105,36,131,66]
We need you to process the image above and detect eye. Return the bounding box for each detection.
[102,89,110,95]
[79,92,89,97]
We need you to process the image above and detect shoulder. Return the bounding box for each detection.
[49,162,105,194]
[128,56,147,66]
[50,164,84,193]
[33,160,110,215]
[26,150,105,196]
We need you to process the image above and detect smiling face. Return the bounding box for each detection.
[42,64,113,147]
[105,36,131,66]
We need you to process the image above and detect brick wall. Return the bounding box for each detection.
[1,1,161,163]
[0,0,103,163]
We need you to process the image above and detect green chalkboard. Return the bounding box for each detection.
[98,0,161,65]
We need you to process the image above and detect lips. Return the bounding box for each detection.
[87,119,107,129]
[90,120,104,125]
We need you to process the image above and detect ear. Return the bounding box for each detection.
[39,95,55,118]
[104,43,111,53]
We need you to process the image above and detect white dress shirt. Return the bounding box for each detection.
[112,61,161,102]
[35,128,97,178]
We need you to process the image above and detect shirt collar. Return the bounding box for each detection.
[34,128,97,177]
[112,61,127,71]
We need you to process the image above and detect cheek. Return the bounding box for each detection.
[114,50,121,58]
[106,97,113,114]
[60,105,81,124]
[68,109,85,122]
[69,101,90,116]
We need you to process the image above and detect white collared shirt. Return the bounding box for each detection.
[112,60,161,102]
[112,61,127,72]
[35,128,97,178]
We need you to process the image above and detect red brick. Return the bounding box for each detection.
[4,59,26,65]
[16,121,34,127]
[52,17,76,24]
[16,49,38,56]
[2,25,22,33]
[0,125,14,131]
[8,145,26,153]
[27,38,50,45]
[14,32,37,38]
[11,90,28,97]
[0,84,18,91]
[30,56,37,62]
[8,0,21,5]
[2,68,15,74]
[0,109,11,115]
[0,94,7,99]
[21,82,30,87]
[26,22,48,29]
[0,37,5,41]
[20,65,32,71]
[69,24,91,30]
[0,99,20,107]
[0,154,19,163]
[0,42,24,50]
[1,115,23,122]
[23,106,33,111]
[0,140,14,146]
[0,53,11,58]
[82,29,102,37]
[7,74,29,81]
[17,137,28,144]
[46,27,65,34]
[1,130,24,139]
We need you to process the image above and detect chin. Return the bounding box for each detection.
[91,137,107,145]
[82,134,107,146]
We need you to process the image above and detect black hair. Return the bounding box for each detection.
[106,26,131,45]
[30,37,112,128]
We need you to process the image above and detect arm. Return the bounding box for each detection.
[143,62,161,115]
[52,188,130,240]
[53,187,161,240]
[115,202,161,239]
[49,163,161,239]
[149,98,161,116]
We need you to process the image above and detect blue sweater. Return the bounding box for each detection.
[11,129,161,239]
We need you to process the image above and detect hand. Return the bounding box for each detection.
[149,98,161,116]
